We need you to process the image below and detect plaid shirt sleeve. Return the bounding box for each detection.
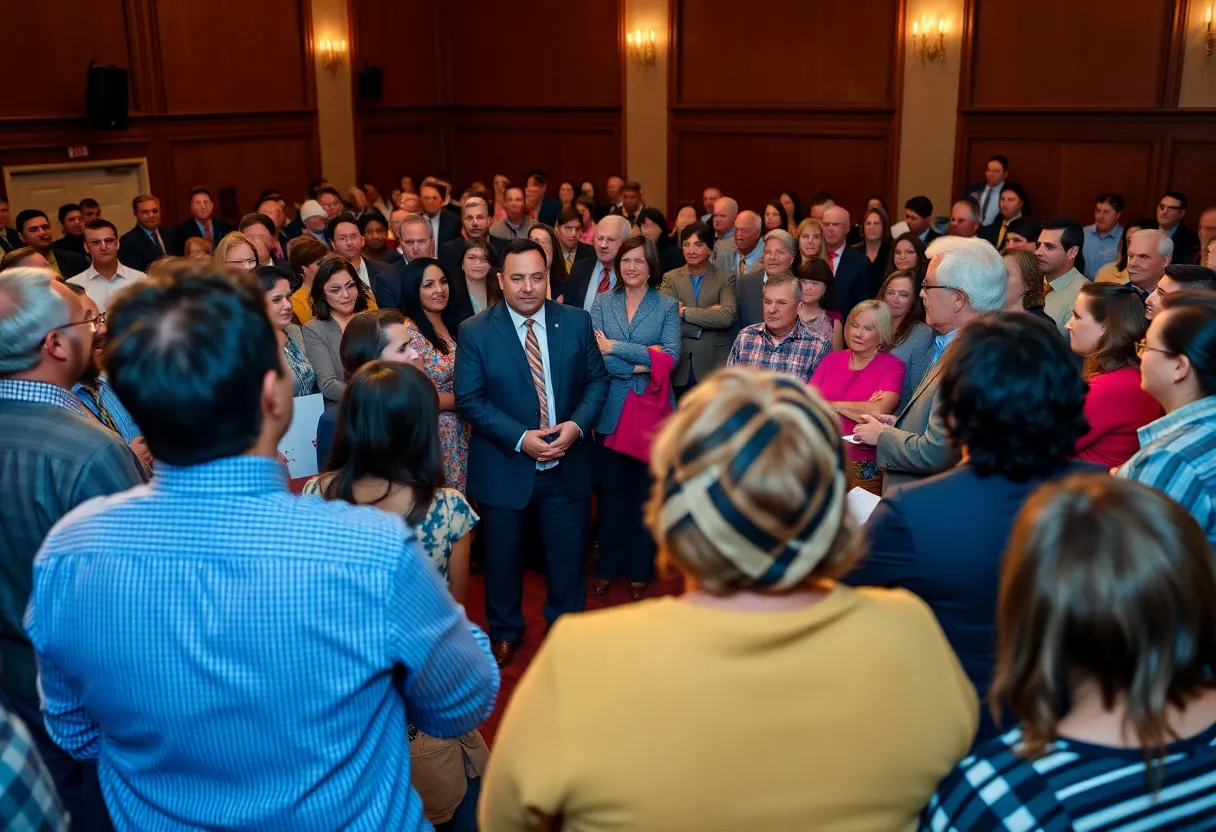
[0,704,68,832]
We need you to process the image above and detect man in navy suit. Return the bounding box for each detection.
[420,180,461,252]
[455,238,609,667]
[173,187,231,254]
[822,205,877,318]
[526,170,562,227]
[438,193,507,278]
[119,194,176,272]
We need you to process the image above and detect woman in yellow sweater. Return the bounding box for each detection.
[480,368,978,831]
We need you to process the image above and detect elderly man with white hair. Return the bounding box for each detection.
[737,228,796,328]
[0,268,145,827]
[1125,228,1173,302]
[853,236,1007,492]
[710,196,739,260]
[564,214,631,311]
[716,210,764,279]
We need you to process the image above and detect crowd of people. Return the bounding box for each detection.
[1,161,1215,830]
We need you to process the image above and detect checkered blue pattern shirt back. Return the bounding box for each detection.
[27,456,499,831]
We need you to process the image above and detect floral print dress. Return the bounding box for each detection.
[405,320,471,493]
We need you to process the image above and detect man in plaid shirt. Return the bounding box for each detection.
[1,703,66,831]
[726,272,831,382]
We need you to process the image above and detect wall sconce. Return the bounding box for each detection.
[317,37,347,73]
[626,28,656,66]
[911,15,946,62]
[1205,4,1214,58]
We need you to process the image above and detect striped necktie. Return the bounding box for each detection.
[524,319,549,430]
[79,384,120,433]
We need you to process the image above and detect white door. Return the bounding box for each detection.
[3,160,150,235]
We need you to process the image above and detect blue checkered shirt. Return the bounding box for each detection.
[1117,395,1216,547]
[27,455,499,831]
[0,703,67,831]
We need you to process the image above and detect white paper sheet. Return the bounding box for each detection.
[278,393,324,479]
[847,486,882,525]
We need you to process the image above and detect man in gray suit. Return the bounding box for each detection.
[852,236,1007,492]
[660,221,737,395]
[737,228,796,329]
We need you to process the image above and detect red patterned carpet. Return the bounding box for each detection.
[463,569,682,743]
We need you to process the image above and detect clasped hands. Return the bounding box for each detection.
[852,412,897,446]
[521,421,581,462]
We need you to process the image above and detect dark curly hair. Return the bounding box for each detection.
[937,313,1089,481]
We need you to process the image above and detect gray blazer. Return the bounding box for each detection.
[889,321,936,404]
[302,317,345,405]
[590,289,681,434]
[660,263,738,387]
[875,352,961,493]
[736,270,765,330]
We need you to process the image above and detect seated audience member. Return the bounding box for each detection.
[726,273,831,382]
[999,215,1042,254]
[888,231,930,283]
[794,217,830,268]
[257,265,316,397]
[1082,192,1124,279]
[456,238,502,314]
[386,208,410,264]
[795,258,843,351]
[481,369,977,831]
[0,246,49,271]
[376,215,437,310]
[737,229,798,330]
[762,200,789,235]
[978,183,1028,250]
[853,237,1007,492]
[53,203,87,258]
[488,184,535,241]
[0,701,67,831]
[564,214,629,311]
[305,361,486,830]
[779,190,804,235]
[903,196,940,244]
[716,210,764,278]
[637,207,684,275]
[709,196,739,259]
[26,261,497,830]
[1067,284,1160,468]
[16,209,88,278]
[554,206,594,274]
[328,212,387,304]
[119,194,176,272]
[823,206,875,318]
[78,197,101,224]
[574,195,598,245]
[67,218,147,313]
[1157,190,1200,265]
[288,235,329,324]
[661,221,735,395]
[183,236,212,260]
[1118,292,1216,545]
[397,258,470,492]
[671,201,698,241]
[297,199,330,244]
[173,187,230,253]
[240,213,283,265]
[304,257,372,405]
[0,269,145,827]
[1124,228,1172,301]
[1145,263,1216,320]
[438,194,503,278]
[359,211,391,261]
[923,475,1216,830]
[849,313,1096,743]
[557,180,576,209]
[946,199,981,239]
[214,231,259,272]
[1001,249,1054,327]
[811,300,905,490]
[315,310,422,469]
[1095,217,1152,284]
[1037,219,1087,335]
[589,236,680,599]
[528,223,570,301]
[879,270,935,402]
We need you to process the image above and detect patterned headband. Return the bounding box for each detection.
[658,377,849,589]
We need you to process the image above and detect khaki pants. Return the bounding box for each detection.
[410,729,489,824]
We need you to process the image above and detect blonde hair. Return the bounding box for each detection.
[646,368,859,594]
[846,299,894,350]
[213,232,257,267]
[794,217,829,265]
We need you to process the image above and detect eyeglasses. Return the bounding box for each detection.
[226,257,258,269]
[921,282,955,292]
[51,312,104,334]
[1135,340,1175,358]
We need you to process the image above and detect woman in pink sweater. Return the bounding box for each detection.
[1066,283,1161,468]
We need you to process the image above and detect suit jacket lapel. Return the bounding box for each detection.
[697,264,719,304]
[491,304,533,387]
[899,358,945,420]
[628,287,657,332]
[545,300,566,406]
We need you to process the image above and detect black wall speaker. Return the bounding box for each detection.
[87,65,129,130]
[357,65,384,101]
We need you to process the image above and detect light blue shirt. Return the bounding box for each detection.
[1082,224,1122,280]
[72,374,141,443]
[507,303,560,469]
[27,456,498,831]
[976,182,1003,226]
[689,270,705,303]
[582,263,616,311]
[930,327,960,367]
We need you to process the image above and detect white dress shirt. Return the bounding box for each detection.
[67,263,147,312]
[977,181,1004,226]
[426,212,441,252]
[352,257,372,293]
[582,263,615,311]
[506,303,560,470]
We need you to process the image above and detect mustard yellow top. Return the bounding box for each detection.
[480,585,977,832]
[291,287,313,325]
[1095,263,1128,285]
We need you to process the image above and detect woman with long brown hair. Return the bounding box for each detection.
[877,269,934,402]
[1001,249,1054,326]
[923,475,1216,830]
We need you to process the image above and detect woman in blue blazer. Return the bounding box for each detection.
[590,236,681,599]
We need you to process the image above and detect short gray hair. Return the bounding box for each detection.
[598,214,632,239]
[1131,228,1174,258]
[953,200,981,222]
[763,271,803,302]
[926,236,1006,313]
[738,210,762,231]
[763,229,796,254]
[0,268,70,375]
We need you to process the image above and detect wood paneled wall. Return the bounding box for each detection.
[0,0,320,224]
[351,0,623,198]
[668,0,902,220]
[955,0,1216,222]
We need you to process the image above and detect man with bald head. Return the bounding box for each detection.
[948,199,981,238]
[717,210,763,277]
[711,197,739,260]
[1125,228,1172,302]
[822,205,876,317]
[0,268,145,826]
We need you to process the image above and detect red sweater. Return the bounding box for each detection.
[1074,365,1162,468]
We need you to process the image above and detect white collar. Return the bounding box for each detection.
[506,302,547,331]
